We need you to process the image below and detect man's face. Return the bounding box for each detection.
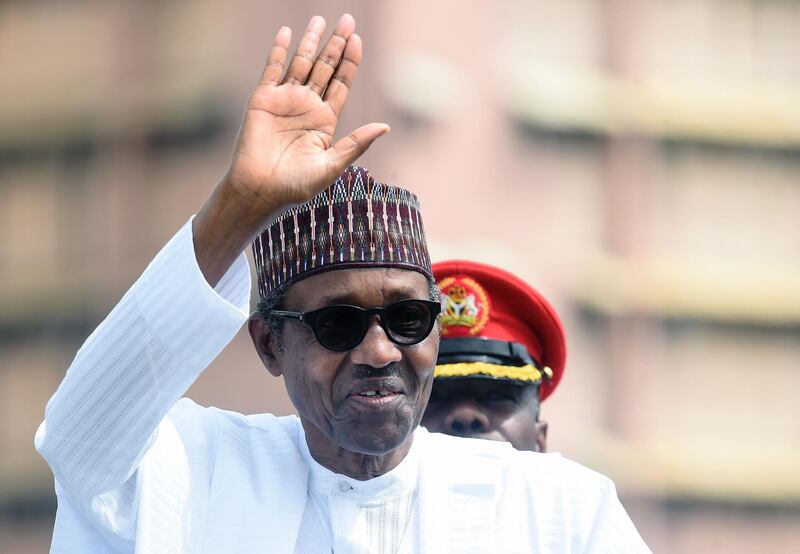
[255,267,439,457]
[421,378,547,452]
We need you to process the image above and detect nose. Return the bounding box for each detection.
[442,400,490,436]
[349,317,403,367]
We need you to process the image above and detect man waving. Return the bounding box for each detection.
[36,14,649,553]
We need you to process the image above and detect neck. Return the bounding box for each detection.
[300,418,414,480]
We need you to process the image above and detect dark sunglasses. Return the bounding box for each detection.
[271,299,441,352]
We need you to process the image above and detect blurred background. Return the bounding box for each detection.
[2,0,799,551]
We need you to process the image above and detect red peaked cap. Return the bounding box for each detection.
[433,260,566,401]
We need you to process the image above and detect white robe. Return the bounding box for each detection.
[35,218,650,553]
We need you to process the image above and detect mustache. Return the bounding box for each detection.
[351,363,405,380]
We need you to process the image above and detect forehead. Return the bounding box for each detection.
[285,267,430,310]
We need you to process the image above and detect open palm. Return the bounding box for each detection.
[225,15,389,208]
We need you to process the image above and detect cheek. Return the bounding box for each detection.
[410,354,436,411]
[408,335,439,379]
[498,411,540,443]
[420,403,444,429]
[416,378,435,413]
[280,343,345,409]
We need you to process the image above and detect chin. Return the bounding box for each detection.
[340,419,416,456]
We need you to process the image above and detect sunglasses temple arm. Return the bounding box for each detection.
[269,310,303,321]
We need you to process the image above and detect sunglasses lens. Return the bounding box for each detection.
[386,300,433,344]
[311,306,365,351]
[303,300,436,351]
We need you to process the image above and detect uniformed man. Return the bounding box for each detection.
[423,260,566,453]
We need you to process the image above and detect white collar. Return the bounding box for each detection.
[296,419,423,500]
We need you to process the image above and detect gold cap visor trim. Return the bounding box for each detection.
[434,362,548,383]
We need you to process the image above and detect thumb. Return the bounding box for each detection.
[327,123,390,173]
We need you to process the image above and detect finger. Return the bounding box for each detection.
[259,26,292,86]
[327,123,391,171]
[282,16,325,85]
[306,14,355,96]
[322,33,362,117]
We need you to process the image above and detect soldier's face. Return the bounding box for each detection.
[254,267,439,458]
[421,378,547,452]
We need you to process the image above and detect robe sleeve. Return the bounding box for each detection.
[34,217,250,519]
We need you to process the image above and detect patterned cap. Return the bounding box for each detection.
[252,166,432,297]
[433,260,566,402]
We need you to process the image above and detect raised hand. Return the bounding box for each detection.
[225,14,389,209]
[194,14,389,286]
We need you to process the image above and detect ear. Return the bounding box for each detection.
[534,419,548,453]
[248,312,283,377]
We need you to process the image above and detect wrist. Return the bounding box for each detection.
[193,178,280,288]
[219,171,284,218]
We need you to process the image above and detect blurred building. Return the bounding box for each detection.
[1,0,799,552]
